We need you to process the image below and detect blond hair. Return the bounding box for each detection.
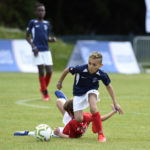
[89,52,103,64]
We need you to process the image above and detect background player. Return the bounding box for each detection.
[26,3,56,101]
[56,51,123,142]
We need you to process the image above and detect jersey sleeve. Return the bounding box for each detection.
[69,65,85,75]
[101,72,111,86]
[63,120,78,138]
[26,20,33,34]
[48,21,51,36]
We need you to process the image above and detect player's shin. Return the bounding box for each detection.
[92,112,103,135]
[92,112,106,142]
[39,76,47,91]
[45,74,52,87]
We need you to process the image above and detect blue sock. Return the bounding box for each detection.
[14,131,29,136]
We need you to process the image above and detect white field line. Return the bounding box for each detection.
[15,95,150,114]
[15,98,50,109]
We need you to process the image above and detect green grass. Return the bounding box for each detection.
[50,40,74,71]
[0,72,150,150]
[0,26,25,39]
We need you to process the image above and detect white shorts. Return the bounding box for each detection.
[73,89,100,112]
[32,51,53,66]
[63,112,72,125]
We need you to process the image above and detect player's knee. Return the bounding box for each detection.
[56,99,62,108]
[75,115,83,123]
[56,99,65,109]
[38,65,44,76]
[46,66,53,74]
[46,70,52,75]
[90,107,97,114]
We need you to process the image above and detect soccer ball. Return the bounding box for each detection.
[35,124,52,141]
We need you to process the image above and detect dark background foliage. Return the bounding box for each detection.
[0,0,146,35]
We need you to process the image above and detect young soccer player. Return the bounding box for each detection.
[56,52,123,142]
[26,3,56,101]
[14,90,117,139]
[53,90,117,138]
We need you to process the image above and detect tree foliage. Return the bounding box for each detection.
[0,0,146,35]
[0,0,37,29]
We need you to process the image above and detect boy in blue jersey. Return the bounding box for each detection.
[26,3,56,101]
[56,51,123,142]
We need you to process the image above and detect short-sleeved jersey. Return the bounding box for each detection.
[63,112,92,138]
[26,19,50,51]
[69,64,111,96]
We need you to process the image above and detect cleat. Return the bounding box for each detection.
[14,131,29,136]
[55,90,67,100]
[98,134,106,142]
[43,94,50,101]
[40,89,50,101]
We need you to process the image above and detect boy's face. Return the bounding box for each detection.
[35,6,46,19]
[88,58,103,74]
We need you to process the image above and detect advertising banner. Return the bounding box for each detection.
[0,40,37,72]
[67,40,140,74]
[145,0,150,33]
[0,40,19,72]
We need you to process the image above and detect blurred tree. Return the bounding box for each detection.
[0,0,37,29]
[43,0,145,35]
[0,0,146,35]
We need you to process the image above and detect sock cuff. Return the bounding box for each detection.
[92,112,100,117]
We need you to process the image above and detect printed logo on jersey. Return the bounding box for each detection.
[81,76,87,79]
[35,25,40,28]
[70,67,73,71]
[92,77,98,83]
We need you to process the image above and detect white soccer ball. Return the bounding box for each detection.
[35,124,52,141]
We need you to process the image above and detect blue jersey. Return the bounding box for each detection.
[26,19,50,51]
[69,64,111,96]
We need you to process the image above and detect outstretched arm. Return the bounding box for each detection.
[48,37,56,42]
[101,104,117,121]
[106,84,123,114]
[57,68,69,90]
[53,127,69,138]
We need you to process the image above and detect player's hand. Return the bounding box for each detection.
[114,104,124,114]
[111,104,117,113]
[57,81,62,90]
[33,49,39,57]
[54,127,60,136]
[49,37,56,42]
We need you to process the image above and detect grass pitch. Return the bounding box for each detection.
[0,72,150,150]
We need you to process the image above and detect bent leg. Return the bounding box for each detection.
[88,93,98,114]
[38,65,46,92]
[56,98,66,116]
[89,93,104,135]
[74,110,83,122]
